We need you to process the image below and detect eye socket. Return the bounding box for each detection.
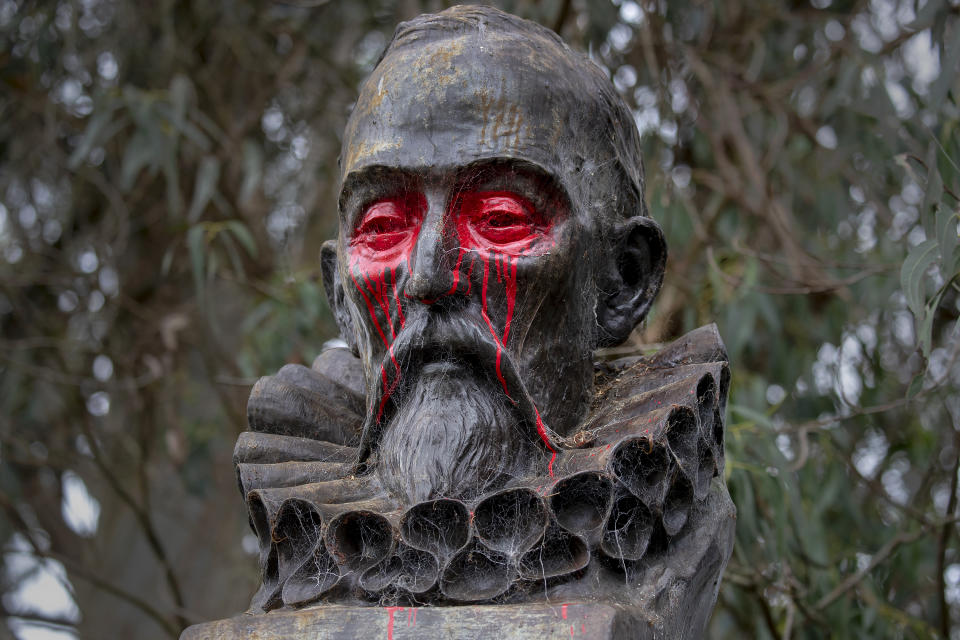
[486,212,525,228]
[351,194,424,253]
[460,192,546,250]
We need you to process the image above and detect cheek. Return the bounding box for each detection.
[348,230,419,274]
[457,222,557,256]
[343,241,411,356]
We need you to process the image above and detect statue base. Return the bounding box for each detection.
[180,603,658,639]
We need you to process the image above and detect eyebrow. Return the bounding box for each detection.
[455,158,555,184]
[454,159,571,215]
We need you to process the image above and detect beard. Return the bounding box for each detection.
[376,362,535,504]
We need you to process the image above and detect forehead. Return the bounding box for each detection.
[340,31,600,186]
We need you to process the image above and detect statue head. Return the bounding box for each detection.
[320,5,667,503]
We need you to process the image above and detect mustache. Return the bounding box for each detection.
[356,308,561,464]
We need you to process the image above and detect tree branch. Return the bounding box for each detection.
[815,526,934,610]
[76,418,191,631]
[0,492,179,638]
[938,432,960,637]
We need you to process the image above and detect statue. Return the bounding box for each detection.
[183,6,734,638]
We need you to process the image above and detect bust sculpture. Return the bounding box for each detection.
[184,6,735,639]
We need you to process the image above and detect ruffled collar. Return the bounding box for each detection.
[236,325,734,618]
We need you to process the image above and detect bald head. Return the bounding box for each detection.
[341,5,648,227]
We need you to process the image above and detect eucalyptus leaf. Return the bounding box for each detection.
[225,220,258,258]
[219,231,246,282]
[921,144,943,238]
[930,20,960,112]
[169,74,193,127]
[67,106,118,170]
[729,404,777,431]
[240,140,263,204]
[120,131,157,190]
[163,147,183,218]
[187,156,221,223]
[187,225,206,299]
[906,373,924,399]
[920,285,949,357]
[935,199,958,274]
[900,238,938,318]
[908,0,946,31]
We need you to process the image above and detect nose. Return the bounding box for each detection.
[405,192,455,303]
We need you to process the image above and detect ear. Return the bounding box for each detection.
[321,239,359,356]
[595,216,667,348]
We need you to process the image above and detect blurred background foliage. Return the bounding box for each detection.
[0,0,958,638]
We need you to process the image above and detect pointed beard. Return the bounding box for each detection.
[376,365,535,504]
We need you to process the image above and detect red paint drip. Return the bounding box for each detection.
[385,606,403,640]
[445,248,465,296]
[501,255,518,344]
[562,604,568,619]
[478,250,555,476]
[392,272,405,328]
[376,345,404,421]
[536,407,557,477]
[350,270,392,354]
[480,254,511,397]
[373,269,397,341]
[349,266,402,422]
[464,259,475,296]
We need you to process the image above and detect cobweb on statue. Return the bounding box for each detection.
[236,324,730,610]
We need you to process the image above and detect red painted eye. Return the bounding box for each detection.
[458,191,548,253]
[351,194,424,255]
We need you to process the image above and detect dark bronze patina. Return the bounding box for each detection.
[183,6,734,639]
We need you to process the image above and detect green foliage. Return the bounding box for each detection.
[600,1,960,637]
[0,0,959,638]
[901,145,960,357]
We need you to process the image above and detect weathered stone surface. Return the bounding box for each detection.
[182,603,648,640]
[186,463,733,638]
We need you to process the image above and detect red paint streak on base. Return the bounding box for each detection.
[385,606,403,640]
[562,604,568,619]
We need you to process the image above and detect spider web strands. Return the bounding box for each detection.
[241,326,731,608]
